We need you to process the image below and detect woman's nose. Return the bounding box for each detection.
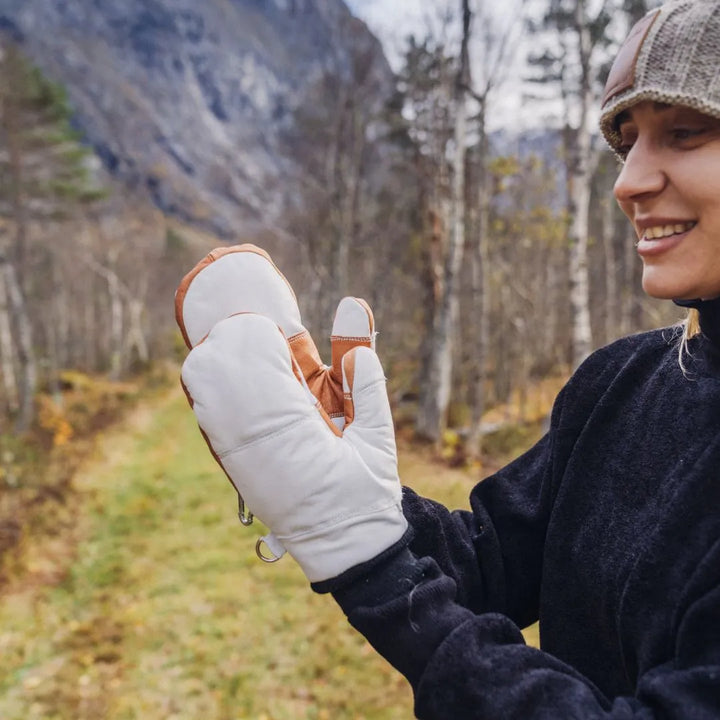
[613,142,667,204]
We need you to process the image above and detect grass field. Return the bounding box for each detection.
[0,386,540,720]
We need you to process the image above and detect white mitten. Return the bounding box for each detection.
[175,243,375,430]
[180,313,407,583]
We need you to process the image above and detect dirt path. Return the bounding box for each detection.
[0,387,424,719]
[0,384,538,719]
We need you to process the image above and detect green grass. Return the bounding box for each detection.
[0,388,538,719]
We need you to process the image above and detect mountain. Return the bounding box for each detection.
[0,0,394,238]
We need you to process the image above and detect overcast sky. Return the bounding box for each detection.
[344,0,616,132]
[344,0,544,131]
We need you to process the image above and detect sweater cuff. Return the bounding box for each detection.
[310,525,414,595]
[326,549,478,688]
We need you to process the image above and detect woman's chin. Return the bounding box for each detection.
[641,280,682,300]
[641,272,705,301]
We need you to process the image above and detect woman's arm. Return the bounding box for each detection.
[330,540,720,720]
[400,429,555,626]
[396,382,573,626]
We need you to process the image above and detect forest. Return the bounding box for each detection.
[0,0,679,599]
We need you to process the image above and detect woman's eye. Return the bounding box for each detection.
[671,127,706,142]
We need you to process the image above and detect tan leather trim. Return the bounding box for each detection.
[175,251,215,348]
[174,243,299,349]
[352,296,374,333]
[287,330,346,417]
[180,374,240,494]
[288,330,323,380]
[199,424,241,493]
[342,348,357,428]
[179,376,194,409]
[330,337,371,384]
[286,336,341,437]
[307,373,343,420]
[601,10,660,108]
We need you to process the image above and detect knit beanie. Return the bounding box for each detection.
[599,0,720,154]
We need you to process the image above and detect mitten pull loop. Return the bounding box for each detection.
[238,494,254,526]
[256,533,286,563]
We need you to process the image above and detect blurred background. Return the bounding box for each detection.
[0,1,677,718]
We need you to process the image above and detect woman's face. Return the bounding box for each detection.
[613,101,720,300]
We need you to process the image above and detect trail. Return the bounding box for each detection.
[0,386,421,719]
[0,384,539,719]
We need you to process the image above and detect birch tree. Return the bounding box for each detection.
[463,0,525,459]
[414,0,472,442]
[527,0,614,368]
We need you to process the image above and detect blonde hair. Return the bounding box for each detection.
[679,308,702,373]
[684,308,701,339]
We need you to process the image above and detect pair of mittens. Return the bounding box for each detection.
[174,245,406,580]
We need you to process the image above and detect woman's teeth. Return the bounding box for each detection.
[643,222,696,240]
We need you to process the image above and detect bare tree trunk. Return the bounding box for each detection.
[565,3,595,368]
[602,196,618,344]
[567,180,592,366]
[467,115,490,460]
[621,229,638,336]
[42,256,66,396]
[328,86,367,305]
[416,0,472,443]
[126,298,149,368]
[0,256,18,415]
[330,98,351,304]
[2,45,29,294]
[84,289,98,371]
[107,254,125,380]
[2,255,36,432]
[75,237,128,380]
[55,258,71,370]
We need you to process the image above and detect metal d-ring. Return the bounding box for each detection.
[237,494,254,526]
[255,537,282,563]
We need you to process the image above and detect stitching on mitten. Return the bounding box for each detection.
[215,414,312,458]
[279,499,404,542]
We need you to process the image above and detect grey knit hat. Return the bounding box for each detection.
[599,0,720,154]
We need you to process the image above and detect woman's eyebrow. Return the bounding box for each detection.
[615,101,678,131]
[651,101,673,112]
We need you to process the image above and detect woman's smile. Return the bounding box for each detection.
[635,220,697,257]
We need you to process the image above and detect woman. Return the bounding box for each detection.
[179,1,720,717]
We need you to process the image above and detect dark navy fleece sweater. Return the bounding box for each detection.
[317,300,720,719]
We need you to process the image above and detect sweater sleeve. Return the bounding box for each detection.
[331,542,720,720]
[399,383,574,627]
[400,430,554,627]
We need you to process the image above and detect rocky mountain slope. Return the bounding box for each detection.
[0,0,393,237]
